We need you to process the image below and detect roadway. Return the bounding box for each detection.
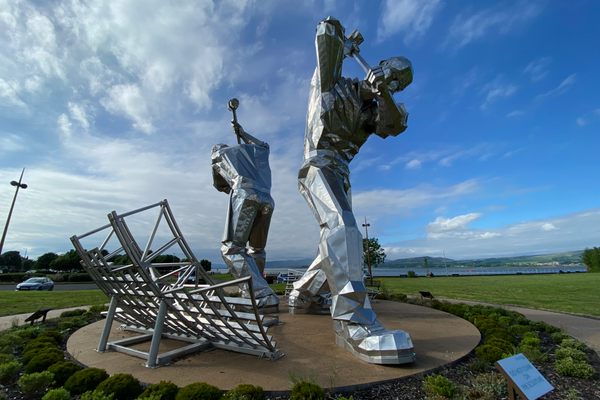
[0,283,99,291]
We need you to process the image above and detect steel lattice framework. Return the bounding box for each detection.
[71,200,282,368]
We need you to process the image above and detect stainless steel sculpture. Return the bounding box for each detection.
[289,17,416,364]
[71,200,281,367]
[211,99,279,308]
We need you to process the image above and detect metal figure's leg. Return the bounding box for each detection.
[221,196,278,308]
[248,206,272,275]
[288,251,330,312]
[296,165,415,364]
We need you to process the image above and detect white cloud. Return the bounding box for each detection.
[428,213,481,234]
[506,110,524,118]
[68,102,90,131]
[377,0,443,43]
[523,57,552,82]
[0,79,27,109]
[481,80,517,110]
[446,3,542,49]
[57,113,72,138]
[536,74,576,101]
[385,209,600,259]
[405,159,422,169]
[101,84,155,134]
[353,179,480,220]
[0,134,26,153]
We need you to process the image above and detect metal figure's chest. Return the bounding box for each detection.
[308,78,371,162]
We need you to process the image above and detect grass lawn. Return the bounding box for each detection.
[381,272,600,316]
[0,290,108,317]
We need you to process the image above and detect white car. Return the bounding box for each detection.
[16,277,55,291]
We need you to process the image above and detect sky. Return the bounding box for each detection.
[1,0,599,263]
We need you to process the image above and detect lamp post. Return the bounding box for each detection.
[0,168,28,256]
[362,217,372,285]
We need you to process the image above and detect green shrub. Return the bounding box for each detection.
[47,361,83,386]
[140,381,179,400]
[407,270,416,277]
[0,360,22,384]
[80,390,114,400]
[37,330,63,344]
[555,347,587,362]
[25,350,64,373]
[465,372,506,400]
[223,384,264,400]
[485,328,516,344]
[0,353,16,364]
[550,331,569,343]
[554,356,595,379]
[42,387,71,400]
[0,331,25,353]
[530,321,560,334]
[423,374,456,398]
[22,343,62,364]
[66,273,93,282]
[484,337,514,356]
[95,373,143,400]
[559,338,586,351]
[475,344,505,363]
[508,324,532,336]
[57,316,89,332]
[60,309,87,318]
[290,381,325,400]
[175,382,222,400]
[18,371,55,398]
[64,367,109,395]
[466,357,491,373]
[88,304,109,314]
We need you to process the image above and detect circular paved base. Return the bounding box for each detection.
[67,301,479,391]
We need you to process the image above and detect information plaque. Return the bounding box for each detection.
[496,353,554,400]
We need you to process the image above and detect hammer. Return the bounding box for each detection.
[345,29,370,74]
[228,98,241,144]
[346,29,390,94]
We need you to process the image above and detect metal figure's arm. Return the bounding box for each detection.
[211,144,232,194]
[232,122,268,148]
[315,17,346,93]
[360,68,409,138]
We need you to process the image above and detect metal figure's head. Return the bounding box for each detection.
[379,56,413,94]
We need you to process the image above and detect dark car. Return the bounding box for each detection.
[16,277,54,291]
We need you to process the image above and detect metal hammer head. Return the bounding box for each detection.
[347,29,364,46]
[228,98,239,112]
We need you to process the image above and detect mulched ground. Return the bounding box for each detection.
[2,312,599,400]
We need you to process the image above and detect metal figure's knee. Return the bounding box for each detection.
[221,242,245,256]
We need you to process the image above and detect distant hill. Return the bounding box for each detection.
[383,250,584,269]
[265,258,313,269]
[251,250,585,271]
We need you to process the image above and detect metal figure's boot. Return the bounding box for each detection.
[333,319,416,364]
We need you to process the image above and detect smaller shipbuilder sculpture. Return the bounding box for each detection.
[211,99,279,308]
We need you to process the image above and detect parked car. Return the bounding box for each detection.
[16,277,54,291]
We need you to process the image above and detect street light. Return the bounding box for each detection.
[362,217,372,285]
[0,168,28,256]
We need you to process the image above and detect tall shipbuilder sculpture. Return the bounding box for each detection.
[211,99,279,308]
[289,17,416,364]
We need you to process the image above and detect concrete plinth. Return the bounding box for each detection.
[67,301,479,391]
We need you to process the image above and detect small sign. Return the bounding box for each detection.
[496,353,553,400]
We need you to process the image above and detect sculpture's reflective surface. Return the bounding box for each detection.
[212,100,279,308]
[289,17,416,364]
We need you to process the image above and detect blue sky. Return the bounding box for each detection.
[1,0,599,262]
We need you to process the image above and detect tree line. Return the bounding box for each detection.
[582,247,600,272]
[0,250,212,273]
